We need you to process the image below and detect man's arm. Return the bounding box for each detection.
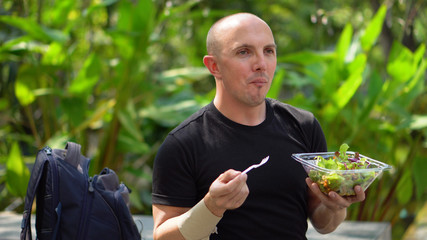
[306,178,365,234]
[152,170,249,240]
[153,204,189,240]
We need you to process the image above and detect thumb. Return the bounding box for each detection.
[218,169,241,183]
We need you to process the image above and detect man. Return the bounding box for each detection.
[152,13,365,240]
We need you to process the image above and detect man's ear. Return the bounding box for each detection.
[203,55,221,79]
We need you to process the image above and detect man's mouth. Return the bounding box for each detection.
[249,76,268,87]
[251,81,267,88]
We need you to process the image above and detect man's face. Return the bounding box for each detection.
[214,16,277,107]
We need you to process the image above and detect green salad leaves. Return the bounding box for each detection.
[308,143,377,196]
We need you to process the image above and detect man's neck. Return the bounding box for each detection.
[213,97,266,126]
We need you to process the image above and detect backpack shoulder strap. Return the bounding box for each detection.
[20,147,54,240]
[64,142,89,174]
[65,142,81,168]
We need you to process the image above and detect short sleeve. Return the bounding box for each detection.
[151,134,198,207]
[310,117,327,152]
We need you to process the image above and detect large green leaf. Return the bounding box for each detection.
[73,99,116,133]
[0,36,32,53]
[6,142,30,197]
[387,41,415,82]
[336,23,353,64]
[413,157,427,199]
[358,71,383,123]
[321,60,342,93]
[45,0,76,27]
[278,51,334,65]
[42,42,67,66]
[394,58,426,109]
[110,2,134,59]
[112,0,155,59]
[15,81,36,106]
[68,53,101,96]
[267,68,285,99]
[413,44,426,66]
[118,102,143,142]
[0,15,69,43]
[396,168,413,205]
[14,65,37,106]
[322,54,367,121]
[402,44,426,95]
[132,0,154,57]
[320,24,356,91]
[117,132,150,155]
[140,100,201,127]
[360,4,387,52]
[132,0,155,35]
[384,43,426,110]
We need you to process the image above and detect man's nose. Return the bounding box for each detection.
[253,53,267,72]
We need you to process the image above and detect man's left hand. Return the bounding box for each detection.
[306,177,365,211]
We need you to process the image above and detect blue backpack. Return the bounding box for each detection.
[20,142,141,240]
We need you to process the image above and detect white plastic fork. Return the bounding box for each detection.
[242,156,270,174]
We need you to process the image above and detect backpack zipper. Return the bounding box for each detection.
[43,146,59,208]
[43,146,61,239]
[76,176,95,239]
[88,177,94,192]
[101,185,122,240]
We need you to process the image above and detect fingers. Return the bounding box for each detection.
[341,185,365,203]
[217,169,242,183]
[306,178,328,201]
[306,177,366,211]
[205,170,249,216]
[212,170,248,203]
[223,175,249,208]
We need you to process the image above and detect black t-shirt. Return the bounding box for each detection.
[152,98,327,240]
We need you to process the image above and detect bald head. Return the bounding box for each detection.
[206,13,274,56]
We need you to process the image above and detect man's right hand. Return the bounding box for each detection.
[153,169,249,240]
[204,169,249,217]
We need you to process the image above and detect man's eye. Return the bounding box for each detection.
[237,49,249,55]
[265,49,275,54]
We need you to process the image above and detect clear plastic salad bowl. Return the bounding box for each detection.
[292,152,392,196]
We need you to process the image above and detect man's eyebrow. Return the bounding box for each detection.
[232,43,277,51]
[266,43,278,49]
[231,44,252,52]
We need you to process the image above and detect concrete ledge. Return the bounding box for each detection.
[0,212,154,240]
[307,220,391,240]
[1,212,391,239]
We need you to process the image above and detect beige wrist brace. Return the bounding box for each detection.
[176,199,222,240]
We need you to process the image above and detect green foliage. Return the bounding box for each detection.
[413,156,427,199]
[0,0,213,214]
[276,4,427,239]
[0,15,69,43]
[360,5,386,52]
[5,142,30,198]
[396,169,413,206]
[267,68,286,99]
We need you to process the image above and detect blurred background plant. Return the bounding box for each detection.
[0,0,426,239]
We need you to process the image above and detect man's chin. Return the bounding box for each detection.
[246,96,267,107]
